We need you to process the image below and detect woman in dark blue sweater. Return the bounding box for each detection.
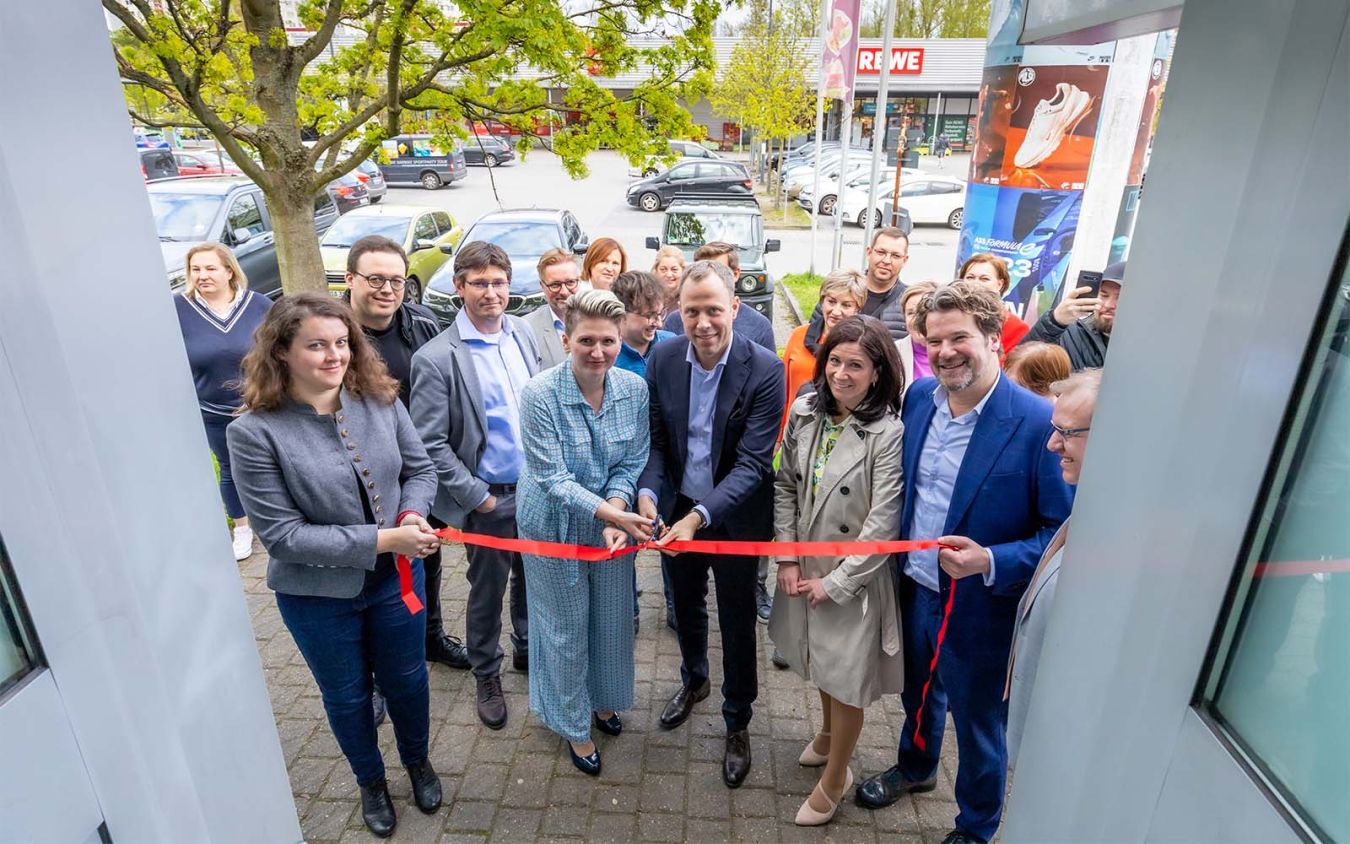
[173,242,272,560]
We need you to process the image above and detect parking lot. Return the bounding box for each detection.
[371,147,964,328]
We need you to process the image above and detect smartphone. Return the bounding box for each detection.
[1077,269,1103,298]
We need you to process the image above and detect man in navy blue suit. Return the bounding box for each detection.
[855,282,1073,844]
[638,260,785,789]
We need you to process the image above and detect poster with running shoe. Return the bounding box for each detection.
[969,63,1110,190]
[820,0,861,101]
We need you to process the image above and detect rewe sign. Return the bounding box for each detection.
[856,47,925,74]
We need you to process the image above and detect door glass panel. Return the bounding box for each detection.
[0,537,40,697]
[1204,251,1350,842]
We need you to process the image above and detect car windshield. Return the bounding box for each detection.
[665,213,756,248]
[149,192,225,242]
[465,220,561,256]
[322,215,411,248]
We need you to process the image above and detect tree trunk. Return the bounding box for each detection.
[268,178,327,294]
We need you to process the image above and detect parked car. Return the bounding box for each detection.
[628,139,723,177]
[147,175,339,297]
[778,141,870,174]
[321,204,463,303]
[643,196,778,319]
[172,150,242,176]
[352,159,387,204]
[134,129,169,149]
[141,148,179,181]
[783,150,876,196]
[845,174,966,229]
[626,159,753,212]
[423,208,590,323]
[377,134,468,189]
[462,134,517,167]
[797,166,924,215]
[325,171,369,214]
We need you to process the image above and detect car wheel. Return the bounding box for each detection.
[643,167,658,177]
[639,192,662,212]
[818,195,837,216]
[485,154,498,167]
[420,171,442,190]
[404,277,422,303]
[948,207,964,230]
[856,208,877,228]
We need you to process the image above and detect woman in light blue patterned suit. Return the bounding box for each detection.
[518,289,655,776]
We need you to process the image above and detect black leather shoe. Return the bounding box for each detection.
[405,757,442,814]
[513,649,529,673]
[593,711,623,736]
[568,742,602,776]
[658,680,711,729]
[940,831,986,844]
[371,691,387,728]
[358,778,397,837]
[855,764,937,809]
[426,634,470,670]
[723,729,751,788]
[476,675,507,729]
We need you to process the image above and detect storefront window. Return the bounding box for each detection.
[0,537,39,697]
[1204,256,1350,841]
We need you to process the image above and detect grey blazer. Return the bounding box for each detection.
[1005,519,1069,769]
[226,390,438,599]
[409,315,541,527]
[523,304,567,370]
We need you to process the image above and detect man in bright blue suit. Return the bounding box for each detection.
[855,282,1073,844]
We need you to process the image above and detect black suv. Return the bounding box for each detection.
[423,208,590,324]
[645,196,779,319]
[147,176,339,297]
[626,159,753,212]
[462,135,517,167]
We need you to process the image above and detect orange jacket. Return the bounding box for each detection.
[780,324,817,437]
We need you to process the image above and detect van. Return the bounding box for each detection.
[378,135,468,190]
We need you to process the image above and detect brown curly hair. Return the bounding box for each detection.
[911,281,1006,340]
[237,293,398,412]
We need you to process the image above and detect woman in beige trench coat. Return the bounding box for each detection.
[769,314,905,827]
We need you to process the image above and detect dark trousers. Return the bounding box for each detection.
[666,498,759,730]
[896,578,1009,842]
[464,491,528,678]
[277,561,430,785]
[201,411,246,519]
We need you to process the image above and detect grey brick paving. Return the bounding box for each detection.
[242,546,962,841]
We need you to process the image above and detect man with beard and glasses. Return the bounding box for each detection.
[806,227,911,341]
[855,282,1072,844]
[1019,262,1124,370]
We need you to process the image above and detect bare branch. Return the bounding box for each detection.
[101,0,154,42]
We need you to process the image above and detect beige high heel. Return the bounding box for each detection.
[798,731,830,766]
[794,766,854,826]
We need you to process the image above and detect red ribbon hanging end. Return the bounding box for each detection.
[396,555,424,615]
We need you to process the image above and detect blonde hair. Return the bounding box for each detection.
[563,288,627,334]
[900,279,940,313]
[184,242,247,297]
[819,268,867,310]
[652,245,685,271]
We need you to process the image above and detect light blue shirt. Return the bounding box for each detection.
[614,330,675,379]
[455,310,531,485]
[904,376,1000,592]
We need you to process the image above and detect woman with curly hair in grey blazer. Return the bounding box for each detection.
[227,293,443,838]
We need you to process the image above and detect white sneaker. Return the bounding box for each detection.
[232,526,255,561]
[1013,82,1093,169]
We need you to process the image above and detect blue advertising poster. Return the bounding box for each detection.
[957,183,1082,321]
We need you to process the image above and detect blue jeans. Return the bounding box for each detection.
[276,562,430,784]
[201,411,245,519]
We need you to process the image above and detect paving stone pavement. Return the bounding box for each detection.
[243,545,963,842]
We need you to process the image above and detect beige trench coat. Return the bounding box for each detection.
[767,395,904,708]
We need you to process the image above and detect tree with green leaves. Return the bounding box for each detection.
[860,0,990,38]
[107,0,719,293]
[708,0,815,204]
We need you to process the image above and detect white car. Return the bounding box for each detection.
[628,140,723,177]
[839,174,967,230]
[798,166,925,216]
[784,151,876,198]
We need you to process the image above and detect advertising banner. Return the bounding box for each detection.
[856,47,925,74]
[820,0,862,103]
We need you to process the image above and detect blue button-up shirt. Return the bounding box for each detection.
[455,310,531,485]
[904,376,1000,592]
[614,330,675,379]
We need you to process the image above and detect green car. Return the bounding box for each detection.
[322,203,463,303]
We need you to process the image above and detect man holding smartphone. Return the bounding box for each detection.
[1019,262,1124,370]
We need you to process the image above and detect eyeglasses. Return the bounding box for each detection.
[632,310,664,323]
[464,280,511,292]
[354,271,406,292]
[871,249,909,261]
[1051,424,1091,440]
[542,278,581,293]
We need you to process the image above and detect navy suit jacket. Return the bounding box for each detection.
[663,305,777,352]
[900,375,1073,658]
[639,334,785,541]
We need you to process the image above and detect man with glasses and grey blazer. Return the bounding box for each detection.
[411,240,541,729]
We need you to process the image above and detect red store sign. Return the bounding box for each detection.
[856,47,925,74]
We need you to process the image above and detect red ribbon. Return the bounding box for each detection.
[396,555,424,615]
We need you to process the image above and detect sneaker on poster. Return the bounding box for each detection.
[1013,82,1093,169]
[231,525,254,561]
